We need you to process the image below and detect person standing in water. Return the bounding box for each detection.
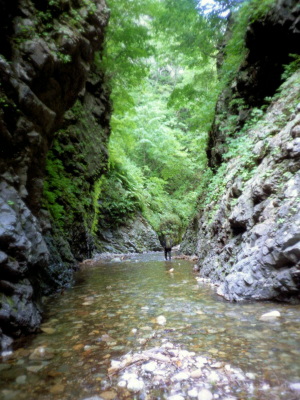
[163,236,173,261]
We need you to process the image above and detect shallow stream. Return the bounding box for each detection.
[1,253,300,399]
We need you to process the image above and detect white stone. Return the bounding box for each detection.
[259,310,281,320]
[117,380,127,388]
[154,369,167,376]
[82,397,103,400]
[198,388,213,400]
[196,356,208,365]
[290,383,300,391]
[142,361,157,373]
[111,257,121,262]
[261,383,270,390]
[222,397,237,400]
[190,369,202,378]
[156,315,167,325]
[127,377,144,392]
[172,371,190,381]
[162,342,174,349]
[121,372,138,381]
[208,371,220,383]
[111,360,121,368]
[188,388,199,398]
[167,395,185,400]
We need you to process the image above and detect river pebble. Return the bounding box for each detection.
[290,382,300,391]
[142,361,157,372]
[197,389,213,400]
[108,342,257,399]
[127,377,145,392]
[15,375,27,385]
[156,315,167,325]
[259,310,281,320]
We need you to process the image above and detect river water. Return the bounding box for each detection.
[0,253,300,400]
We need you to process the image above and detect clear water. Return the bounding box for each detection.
[1,254,300,399]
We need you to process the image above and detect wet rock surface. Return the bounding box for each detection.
[181,70,300,303]
[183,0,300,303]
[95,213,161,254]
[0,0,110,349]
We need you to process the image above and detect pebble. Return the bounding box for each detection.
[99,391,116,400]
[167,395,185,400]
[15,375,27,385]
[26,365,44,373]
[190,369,202,378]
[41,327,56,334]
[259,310,281,320]
[172,371,190,381]
[208,371,220,383]
[198,388,213,400]
[29,346,54,360]
[188,388,199,398]
[290,382,300,391]
[127,377,145,392]
[156,315,167,325]
[49,383,65,394]
[142,361,157,372]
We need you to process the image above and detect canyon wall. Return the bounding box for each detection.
[0,0,110,349]
[181,0,300,303]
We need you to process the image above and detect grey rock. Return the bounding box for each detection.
[96,213,161,254]
[291,124,300,138]
[0,0,110,350]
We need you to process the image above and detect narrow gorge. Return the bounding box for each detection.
[0,1,299,393]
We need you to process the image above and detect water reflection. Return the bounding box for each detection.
[0,255,300,399]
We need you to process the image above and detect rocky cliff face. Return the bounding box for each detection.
[0,0,110,349]
[181,0,300,303]
[95,212,161,254]
[207,0,300,168]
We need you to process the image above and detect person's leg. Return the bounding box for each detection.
[164,248,168,260]
[168,249,171,260]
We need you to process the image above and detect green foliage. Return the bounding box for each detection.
[220,0,276,86]
[43,145,91,230]
[282,54,300,81]
[96,0,224,242]
[95,161,144,228]
[56,52,72,63]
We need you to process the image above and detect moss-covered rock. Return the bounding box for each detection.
[0,0,110,349]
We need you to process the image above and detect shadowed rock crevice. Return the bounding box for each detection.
[207,0,300,168]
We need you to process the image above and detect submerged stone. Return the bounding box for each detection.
[259,311,281,321]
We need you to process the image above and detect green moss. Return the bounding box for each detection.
[43,95,109,239]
